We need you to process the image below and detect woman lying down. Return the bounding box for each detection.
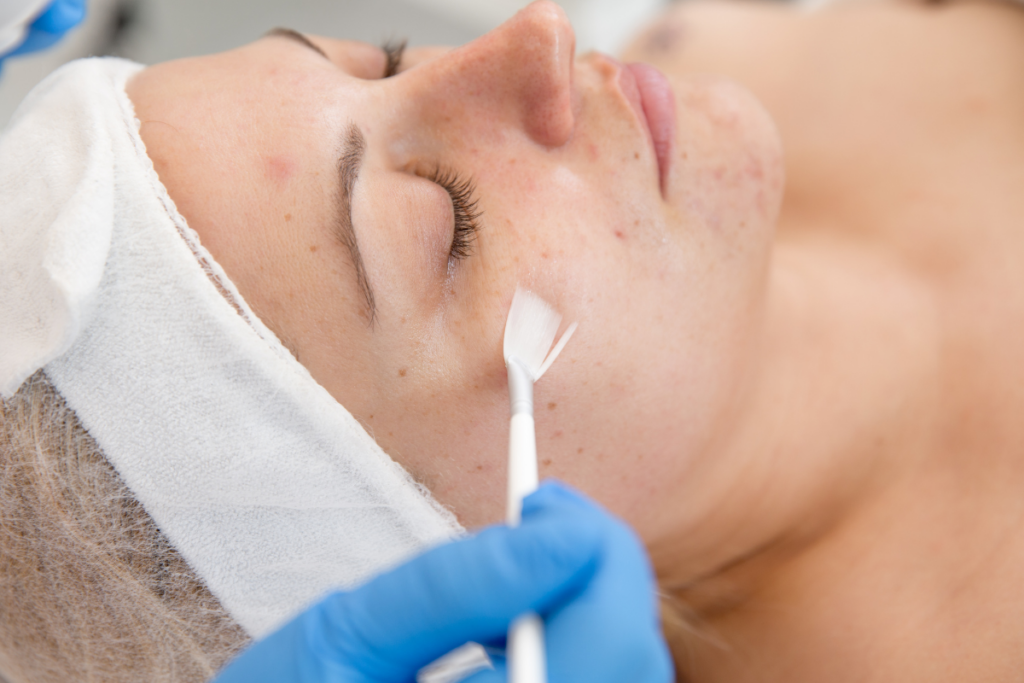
[2,0,1023,680]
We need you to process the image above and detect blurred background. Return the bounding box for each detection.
[0,0,671,126]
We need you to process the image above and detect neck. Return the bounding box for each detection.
[653,234,941,658]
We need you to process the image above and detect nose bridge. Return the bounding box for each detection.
[417,0,576,149]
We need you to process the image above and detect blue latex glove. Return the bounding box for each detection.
[214,481,673,683]
[1,0,86,64]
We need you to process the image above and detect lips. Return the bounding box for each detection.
[618,62,676,196]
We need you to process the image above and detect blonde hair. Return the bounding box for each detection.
[0,372,248,683]
[1,372,703,682]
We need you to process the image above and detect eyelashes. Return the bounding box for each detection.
[381,39,407,78]
[426,167,482,262]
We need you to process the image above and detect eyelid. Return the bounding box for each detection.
[425,166,482,263]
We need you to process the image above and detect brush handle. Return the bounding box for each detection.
[507,411,538,525]
[508,613,546,683]
[507,413,545,683]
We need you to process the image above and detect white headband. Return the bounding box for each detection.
[0,58,463,638]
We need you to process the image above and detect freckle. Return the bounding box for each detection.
[369,414,374,419]
[553,430,563,438]
[577,447,584,454]
[614,230,625,240]
[547,402,557,410]
[398,368,407,377]
[541,458,553,467]
[634,220,639,227]
[634,152,640,160]
[541,252,549,259]
[284,213,292,222]
[400,316,407,324]
[476,464,483,471]
[309,245,318,253]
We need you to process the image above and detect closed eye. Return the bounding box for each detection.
[426,166,482,263]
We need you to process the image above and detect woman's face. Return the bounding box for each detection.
[127,0,783,543]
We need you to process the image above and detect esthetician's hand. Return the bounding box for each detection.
[213,481,673,683]
[0,0,86,66]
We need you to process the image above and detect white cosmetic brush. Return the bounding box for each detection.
[502,287,578,683]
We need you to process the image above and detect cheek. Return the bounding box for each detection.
[363,348,512,530]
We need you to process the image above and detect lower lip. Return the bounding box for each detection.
[623,62,676,195]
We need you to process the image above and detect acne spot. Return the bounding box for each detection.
[547,402,557,411]
[541,252,550,259]
[284,213,292,222]
[264,156,297,187]
[398,368,408,377]
[577,447,584,454]
[553,430,563,438]
[400,316,407,324]
[634,152,640,160]
[614,230,626,240]
[541,458,553,467]
[476,464,484,471]
[309,245,318,253]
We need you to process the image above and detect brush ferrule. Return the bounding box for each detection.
[507,358,534,416]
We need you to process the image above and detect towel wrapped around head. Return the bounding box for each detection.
[0,56,463,653]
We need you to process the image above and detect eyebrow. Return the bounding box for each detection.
[265,27,329,60]
[265,29,377,324]
[337,125,377,325]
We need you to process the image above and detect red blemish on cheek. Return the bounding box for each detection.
[614,230,626,240]
[264,156,298,188]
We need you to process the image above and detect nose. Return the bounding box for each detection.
[410,0,576,148]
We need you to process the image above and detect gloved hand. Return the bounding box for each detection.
[1,0,86,65]
[214,481,673,683]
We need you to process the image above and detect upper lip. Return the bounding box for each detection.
[595,54,668,198]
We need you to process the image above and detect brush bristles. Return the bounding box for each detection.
[503,287,563,380]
